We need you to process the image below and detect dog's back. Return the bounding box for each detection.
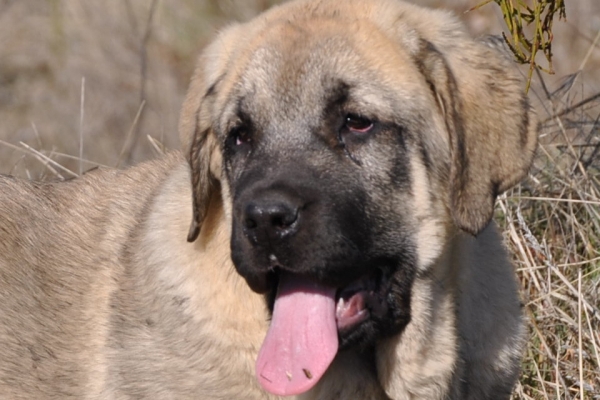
[0,155,180,398]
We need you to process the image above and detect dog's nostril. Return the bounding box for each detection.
[245,217,258,229]
[271,211,297,229]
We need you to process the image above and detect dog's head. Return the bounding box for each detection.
[180,0,537,395]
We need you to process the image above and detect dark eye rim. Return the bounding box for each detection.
[344,114,374,134]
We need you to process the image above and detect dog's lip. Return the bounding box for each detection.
[244,270,277,294]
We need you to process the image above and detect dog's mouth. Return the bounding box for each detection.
[255,268,390,396]
[335,272,386,332]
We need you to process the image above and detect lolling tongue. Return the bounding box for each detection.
[255,273,338,396]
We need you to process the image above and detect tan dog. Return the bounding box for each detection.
[0,0,537,399]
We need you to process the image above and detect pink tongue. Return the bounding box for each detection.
[256,273,338,396]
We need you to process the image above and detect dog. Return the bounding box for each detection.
[0,0,538,398]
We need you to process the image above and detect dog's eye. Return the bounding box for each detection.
[230,127,252,146]
[344,114,373,134]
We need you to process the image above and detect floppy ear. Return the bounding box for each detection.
[185,125,219,242]
[179,24,241,242]
[413,35,538,234]
[180,56,220,243]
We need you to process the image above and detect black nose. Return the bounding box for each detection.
[243,193,301,245]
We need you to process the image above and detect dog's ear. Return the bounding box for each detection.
[185,125,219,243]
[179,24,241,242]
[412,33,538,234]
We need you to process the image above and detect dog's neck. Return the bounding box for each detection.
[375,225,466,399]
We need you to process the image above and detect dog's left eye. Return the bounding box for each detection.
[344,114,373,134]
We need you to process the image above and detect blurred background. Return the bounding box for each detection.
[0,1,598,399]
[0,0,598,176]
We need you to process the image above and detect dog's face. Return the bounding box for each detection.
[225,20,444,346]
[181,0,537,395]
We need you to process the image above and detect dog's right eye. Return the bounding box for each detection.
[228,126,252,147]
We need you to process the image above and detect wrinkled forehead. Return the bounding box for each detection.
[214,18,428,131]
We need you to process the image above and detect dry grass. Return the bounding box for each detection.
[0,0,279,176]
[0,1,599,398]
[503,72,600,399]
